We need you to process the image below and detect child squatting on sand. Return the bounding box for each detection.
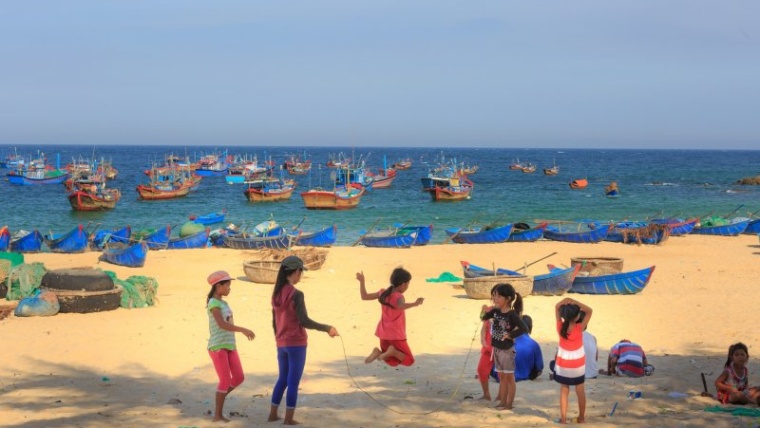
[715,342,760,405]
[357,267,423,366]
[205,270,255,423]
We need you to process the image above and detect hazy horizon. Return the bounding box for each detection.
[2,2,758,150]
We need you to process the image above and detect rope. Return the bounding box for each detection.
[337,321,481,415]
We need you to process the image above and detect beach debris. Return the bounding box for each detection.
[609,401,618,416]
[627,390,642,400]
[425,272,462,283]
[166,398,182,405]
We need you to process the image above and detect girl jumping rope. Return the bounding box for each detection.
[480,283,528,410]
[553,297,593,424]
[715,342,760,405]
[205,270,255,423]
[357,267,423,366]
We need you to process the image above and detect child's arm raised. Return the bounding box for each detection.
[395,295,424,310]
[357,271,380,300]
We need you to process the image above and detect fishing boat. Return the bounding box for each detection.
[395,224,433,246]
[68,185,121,211]
[508,159,524,170]
[744,218,760,234]
[444,224,513,244]
[136,182,191,200]
[358,228,419,248]
[138,226,172,250]
[543,223,611,243]
[460,261,520,278]
[650,218,698,236]
[91,225,132,250]
[569,178,588,189]
[569,265,656,295]
[10,229,44,253]
[44,224,89,253]
[692,217,750,236]
[301,185,364,210]
[605,181,620,198]
[0,226,10,251]
[391,159,412,170]
[99,241,149,268]
[292,225,338,247]
[543,157,560,176]
[532,265,582,296]
[521,163,537,173]
[506,222,548,242]
[193,153,230,177]
[223,231,294,250]
[430,177,473,201]
[284,153,312,175]
[244,178,296,202]
[367,167,397,189]
[190,211,226,226]
[167,228,210,250]
[602,222,670,245]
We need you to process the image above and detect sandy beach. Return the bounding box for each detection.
[2,234,760,427]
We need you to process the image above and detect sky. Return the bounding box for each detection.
[1,1,759,149]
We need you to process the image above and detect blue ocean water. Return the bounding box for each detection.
[1,145,759,246]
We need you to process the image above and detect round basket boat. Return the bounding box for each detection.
[42,285,123,314]
[243,260,281,284]
[243,248,329,271]
[463,274,534,299]
[570,257,624,275]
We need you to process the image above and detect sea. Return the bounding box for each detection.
[1,145,759,247]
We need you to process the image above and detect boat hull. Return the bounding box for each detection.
[506,223,547,242]
[301,188,363,210]
[223,233,293,250]
[167,229,209,250]
[445,224,513,244]
[68,190,121,211]
[543,224,611,243]
[136,184,190,200]
[99,242,148,268]
[360,231,417,248]
[44,225,89,253]
[0,226,10,251]
[532,266,581,296]
[10,230,44,253]
[569,266,655,295]
[692,219,750,236]
[293,225,338,247]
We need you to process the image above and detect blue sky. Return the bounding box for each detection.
[1,1,758,149]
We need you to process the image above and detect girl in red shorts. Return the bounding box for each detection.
[357,267,424,366]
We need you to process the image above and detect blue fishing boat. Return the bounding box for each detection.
[396,224,433,246]
[532,265,581,296]
[190,211,226,226]
[460,261,520,278]
[600,222,670,245]
[10,229,43,253]
[651,218,698,236]
[167,228,209,250]
[99,241,149,268]
[223,231,293,250]
[359,229,418,248]
[506,222,547,242]
[136,226,172,250]
[692,218,750,236]
[745,218,760,234]
[44,224,89,253]
[543,224,611,243]
[444,224,513,244]
[90,225,132,249]
[293,225,338,247]
[0,226,9,252]
[569,266,656,295]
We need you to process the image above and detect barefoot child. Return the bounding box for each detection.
[715,342,760,405]
[205,270,255,423]
[357,267,423,366]
[553,297,593,424]
[480,283,528,410]
[476,286,498,401]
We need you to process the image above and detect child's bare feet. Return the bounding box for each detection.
[377,345,397,361]
[213,415,231,423]
[365,348,382,364]
[494,404,513,411]
[284,420,300,425]
[478,394,491,401]
[267,405,280,422]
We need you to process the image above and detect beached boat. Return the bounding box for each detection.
[358,228,418,248]
[463,272,534,299]
[532,265,582,296]
[99,241,149,268]
[190,211,226,226]
[569,265,656,295]
[445,224,513,244]
[692,217,750,236]
[292,225,338,247]
[137,226,172,250]
[166,228,209,250]
[651,218,698,236]
[543,224,611,243]
[244,178,296,202]
[569,178,588,189]
[461,261,520,278]
[301,186,364,210]
[602,222,670,245]
[44,224,89,253]
[396,224,433,246]
[0,226,9,251]
[223,231,294,250]
[10,229,44,253]
[91,225,132,250]
[506,222,547,242]
[745,218,760,234]
[68,186,121,211]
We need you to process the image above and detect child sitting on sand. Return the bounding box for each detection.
[358,267,424,366]
[715,342,760,405]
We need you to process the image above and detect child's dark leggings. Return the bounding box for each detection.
[271,345,307,409]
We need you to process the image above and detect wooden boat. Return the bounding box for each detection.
[0,226,9,252]
[91,225,132,250]
[301,186,364,210]
[461,261,520,278]
[166,228,209,250]
[431,179,473,201]
[543,224,611,243]
[445,224,513,244]
[650,218,698,236]
[190,211,226,225]
[396,224,433,246]
[242,260,281,284]
[605,181,620,198]
[569,266,655,295]
[457,164,479,175]
[543,166,559,176]
[692,218,750,236]
[506,222,547,242]
[139,226,172,250]
[391,159,412,170]
[223,231,294,250]
[521,163,537,173]
[68,186,121,211]
[358,228,418,248]
[367,168,397,189]
[508,159,524,170]
[293,225,338,247]
[44,224,89,253]
[532,265,582,296]
[136,181,191,200]
[7,168,69,185]
[244,178,295,202]
[284,154,312,175]
[463,273,534,299]
[99,241,149,268]
[569,178,588,189]
[10,229,44,253]
[603,222,670,245]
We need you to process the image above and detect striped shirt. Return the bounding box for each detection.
[207,298,236,351]
[611,341,646,377]
[554,320,586,383]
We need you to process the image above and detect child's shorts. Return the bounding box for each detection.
[380,339,415,367]
[493,348,516,374]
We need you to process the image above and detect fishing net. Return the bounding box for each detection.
[700,216,730,227]
[105,271,159,309]
[620,224,670,245]
[5,262,47,301]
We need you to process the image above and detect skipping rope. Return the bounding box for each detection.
[337,321,482,416]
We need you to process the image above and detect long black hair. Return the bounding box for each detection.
[379,267,412,307]
[494,283,523,315]
[272,265,300,300]
[559,303,581,339]
[724,342,749,368]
